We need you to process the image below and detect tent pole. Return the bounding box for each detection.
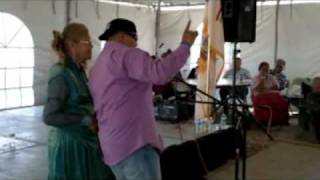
[52,0,56,14]
[274,0,280,63]
[116,0,119,18]
[66,0,71,24]
[155,0,161,57]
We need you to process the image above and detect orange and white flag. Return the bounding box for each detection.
[195,0,224,121]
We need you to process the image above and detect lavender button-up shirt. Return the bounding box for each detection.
[89,41,190,166]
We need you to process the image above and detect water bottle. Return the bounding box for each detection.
[199,119,205,135]
[203,120,208,134]
[220,114,227,129]
[208,121,216,133]
[195,119,200,134]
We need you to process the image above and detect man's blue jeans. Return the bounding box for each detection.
[110,145,161,180]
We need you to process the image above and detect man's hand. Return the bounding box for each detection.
[90,115,99,133]
[182,20,198,46]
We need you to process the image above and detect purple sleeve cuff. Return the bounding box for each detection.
[180,41,192,48]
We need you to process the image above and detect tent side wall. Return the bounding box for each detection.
[1,2,320,107]
[71,1,157,57]
[157,9,204,77]
[0,1,156,106]
[160,4,320,82]
[241,4,320,80]
[0,0,66,106]
[158,9,203,52]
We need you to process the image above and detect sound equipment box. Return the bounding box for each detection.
[154,100,194,123]
[160,128,239,180]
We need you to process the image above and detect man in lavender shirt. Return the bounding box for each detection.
[89,18,198,180]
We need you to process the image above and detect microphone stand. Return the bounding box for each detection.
[174,77,223,111]
[174,77,254,113]
[232,42,243,180]
[175,62,274,180]
[230,43,274,180]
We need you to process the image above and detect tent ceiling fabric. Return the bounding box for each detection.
[107,0,205,6]
[102,0,285,7]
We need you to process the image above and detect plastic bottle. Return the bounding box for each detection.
[195,119,200,134]
[220,114,227,129]
[199,119,204,135]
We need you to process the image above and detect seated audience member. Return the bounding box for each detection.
[305,77,320,142]
[270,59,289,91]
[251,62,289,125]
[301,78,312,100]
[219,57,251,103]
[252,62,279,95]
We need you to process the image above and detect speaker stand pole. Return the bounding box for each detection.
[232,41,240,180]
[231,41,246,180]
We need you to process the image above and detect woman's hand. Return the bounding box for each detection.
[255,75,267,92]
[260,75,266,81]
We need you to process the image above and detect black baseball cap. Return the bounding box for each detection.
[98,18,137,41]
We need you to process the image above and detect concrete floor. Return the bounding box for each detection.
[1,106,320,179]
[209,142,320,179]
[0,107,48,180]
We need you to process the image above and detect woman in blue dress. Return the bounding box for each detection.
[43,23,114,180]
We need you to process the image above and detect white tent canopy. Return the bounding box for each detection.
[96,0,315,7]
[0,0,320,109]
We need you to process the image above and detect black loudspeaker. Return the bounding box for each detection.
[222,0,257,42]
[160,128,239,180]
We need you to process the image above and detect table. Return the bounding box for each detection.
[186,78,251,88]
[216,78,251,88]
